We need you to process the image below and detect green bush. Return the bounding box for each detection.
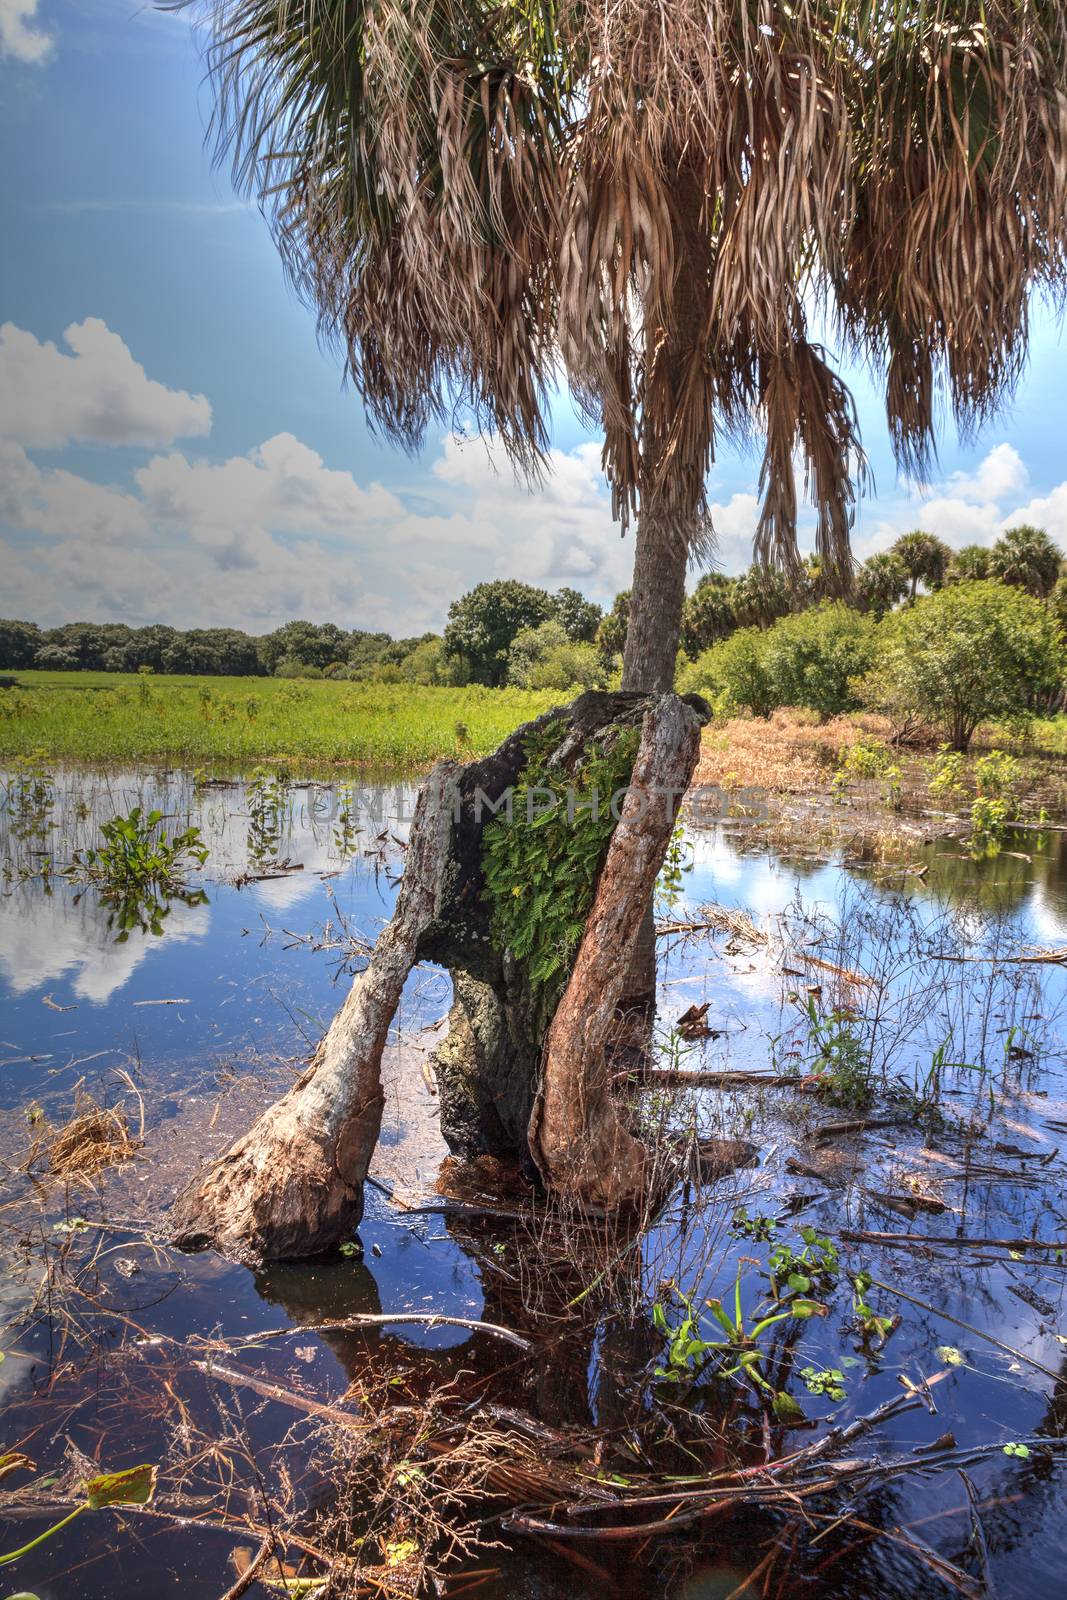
[679,627,774,717]
[761,603,879,720]
[861,580,1064,750]
[506,620,606,692]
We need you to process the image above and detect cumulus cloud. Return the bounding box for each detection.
[946,443,1028,504]
[0,0,52,63]
[1,424,633,632]
[856,441,1056,559]
[0,319,211,448]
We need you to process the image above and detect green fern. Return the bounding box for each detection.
[482,721,640,1038]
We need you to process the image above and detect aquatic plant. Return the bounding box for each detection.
[333,782,360,860]
[799,995,874,1109]
[72,808,208,894]
[0,1464,156,1569]
[69,807,209,939]
[246,765,290,864]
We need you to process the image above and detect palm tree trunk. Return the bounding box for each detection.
[617,504,691,1008]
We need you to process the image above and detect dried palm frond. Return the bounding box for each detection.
[181,0,1067,580]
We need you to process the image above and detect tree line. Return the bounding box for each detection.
[3,525,1065,720]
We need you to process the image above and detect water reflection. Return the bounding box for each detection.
[3,767,1067,1599]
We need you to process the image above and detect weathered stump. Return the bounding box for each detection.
[169,690,707,1264]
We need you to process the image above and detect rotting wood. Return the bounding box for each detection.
[228,1311,534,1352]
[841,1228,1067,1253]
[529,695,702,1208]
[168,765,459,1264]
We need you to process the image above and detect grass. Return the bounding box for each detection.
[0,672,560,770]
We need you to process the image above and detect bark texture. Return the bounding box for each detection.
[529,695,702,1208]
[168,766,458,1264]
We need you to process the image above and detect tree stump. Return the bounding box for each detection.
[169,690,707,1264]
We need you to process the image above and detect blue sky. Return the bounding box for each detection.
[4,0,1067,636]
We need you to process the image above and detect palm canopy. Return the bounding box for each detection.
[192,0,1067,587]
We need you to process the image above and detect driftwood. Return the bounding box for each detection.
[528,695,702,1208]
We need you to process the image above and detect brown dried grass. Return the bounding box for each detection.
[692,710,894,795]
[48,1102,139,1178]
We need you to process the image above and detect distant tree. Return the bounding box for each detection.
[855,552,909,617]
[731,564,791,629]
[682,574,737,657]
[0,619,42,669]
[863,581,1063,750]
[946,544,992,585]
[397,635,465,686]
[595,591,629,663]
[891,531,952,601]
[260,620,349,674]
[159,628,263,675]
[34,644,80,671]
[37,622,132,670]
[761,602,880,720]
[506,619,606,691]
[345,630,393,674]
[989,524,1062,599]
[551,587,602,643]
[444,580,555,686]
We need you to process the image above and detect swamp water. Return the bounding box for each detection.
[1,765,1066,1598]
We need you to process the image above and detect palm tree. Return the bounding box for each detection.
[731,563,792,630]
[682,573,737,657]
[193,0,1067,695]
[947,544,993,584]
[172,0,1067,1252]
[990,524,1063,598]
[891,531,954,602]
[856,552,909,618]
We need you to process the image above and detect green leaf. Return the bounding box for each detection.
[84,1464,156,1510]
[772,1390,805,1423]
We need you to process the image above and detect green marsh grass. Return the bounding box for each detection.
[0,673,560,771]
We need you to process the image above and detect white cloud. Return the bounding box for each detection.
[0,319,211,448]
[856,442,1057,559]
[0,0,52,63]
[0,441,149,544]
[945,443,1028,505]
[0,426,635,632]
[136,432,404,548]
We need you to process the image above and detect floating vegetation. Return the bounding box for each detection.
[67,806,208,939]
[47,1100,139,1178]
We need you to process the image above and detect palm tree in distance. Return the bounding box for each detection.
[891,531,954,602]
[990,524,1063,598]
[856,552,910,618]
[190,0,1067,693]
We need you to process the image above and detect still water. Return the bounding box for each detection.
[1,765,1066,1598]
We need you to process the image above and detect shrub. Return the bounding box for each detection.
[861,580,1064,750]
[679,627,774,717]
[274,657,323,679]
[761,603,879,720]
[507,620,607,692]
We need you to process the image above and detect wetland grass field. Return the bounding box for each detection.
[0,671,559,769]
